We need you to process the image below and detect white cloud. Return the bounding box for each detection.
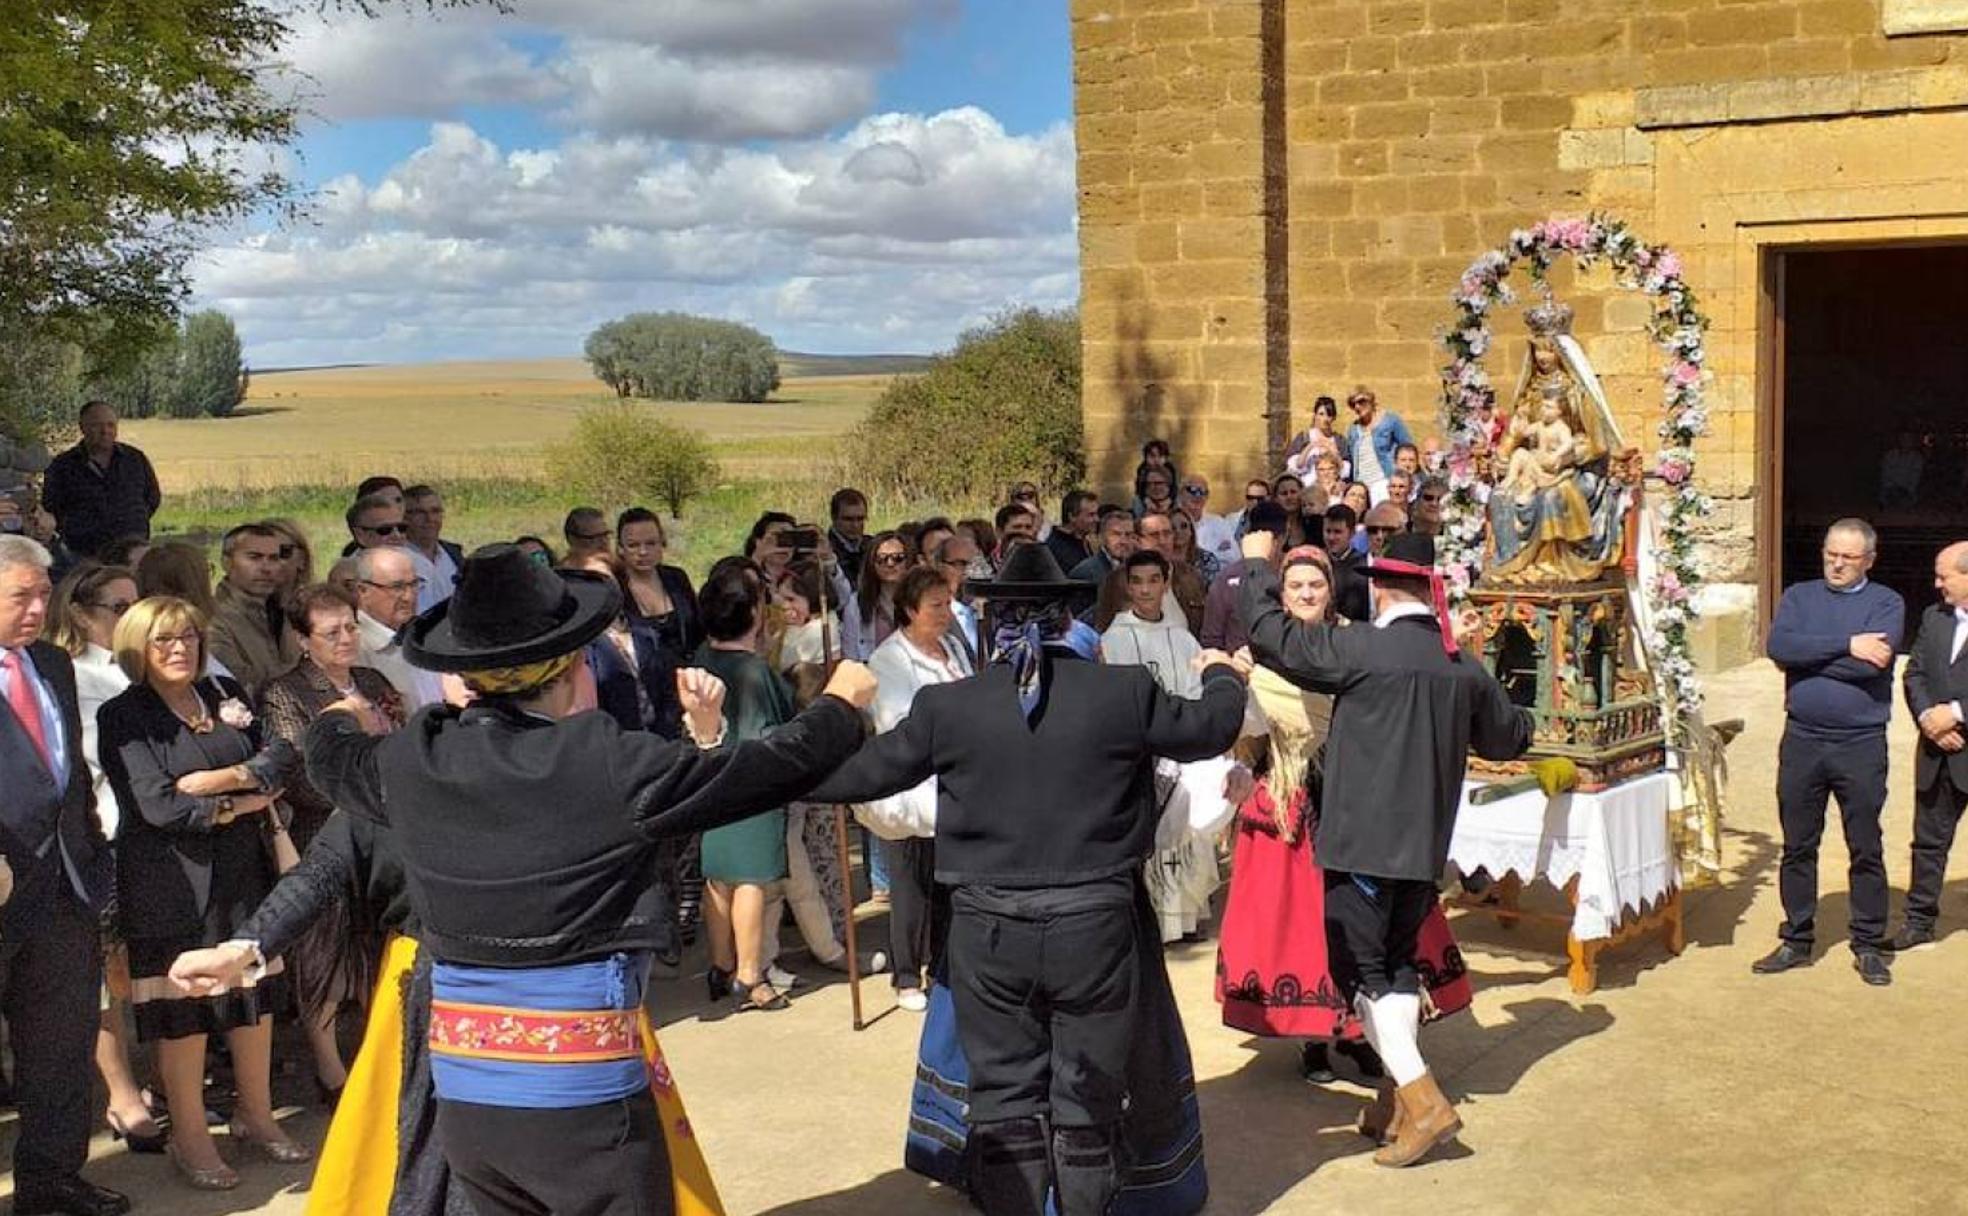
[193,108,1078,364]
[552,41,873,140]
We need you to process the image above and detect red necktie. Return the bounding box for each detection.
[3,649,52,772]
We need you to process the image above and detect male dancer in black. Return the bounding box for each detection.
[300,545,875,1216]
[1239,528,1532,1167]
[811,544,1247,1216]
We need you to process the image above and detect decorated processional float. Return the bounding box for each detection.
[1435,214,1737,993]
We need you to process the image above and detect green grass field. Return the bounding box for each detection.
[126,357,969,582]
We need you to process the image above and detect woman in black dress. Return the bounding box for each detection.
[99,596,310,1190]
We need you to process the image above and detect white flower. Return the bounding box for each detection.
[218,698,255,730]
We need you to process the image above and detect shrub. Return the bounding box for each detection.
[583,313,780,403]
[846,307,1083,501]
[168,310,248,418]
[544,404,723,518]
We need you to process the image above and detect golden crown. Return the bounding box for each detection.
[1524,299,1574,337]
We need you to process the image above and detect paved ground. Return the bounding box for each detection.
[10,660,1968,1215]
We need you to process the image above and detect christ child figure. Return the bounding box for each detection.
[1502,387,1579,496]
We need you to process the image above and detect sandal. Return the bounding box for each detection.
[107,1109,167,1154]
[167,1143,239,1191]
[735,978,790,1012]
[228,1121,315,1164]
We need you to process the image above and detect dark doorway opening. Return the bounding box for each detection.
[1776,245,1968,643]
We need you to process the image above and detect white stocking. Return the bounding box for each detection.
[1367,992,1427,1086]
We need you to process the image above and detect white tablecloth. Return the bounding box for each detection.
[1447,771,1677,941]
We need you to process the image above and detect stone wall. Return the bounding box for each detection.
[1075,0,1968,663]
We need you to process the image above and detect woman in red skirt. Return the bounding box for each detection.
[1215,545,1472,1088]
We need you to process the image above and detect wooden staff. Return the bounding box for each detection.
[814,549,868,1030]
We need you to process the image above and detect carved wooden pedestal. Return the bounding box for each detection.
[1449,875,1684,995]
[1466,579,1666,791]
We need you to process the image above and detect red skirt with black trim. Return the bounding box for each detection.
[1215,781,1472,1039]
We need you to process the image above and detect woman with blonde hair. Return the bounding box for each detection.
[261,518,315,598]
[99,597,309,1189]
[44,563,164,1152]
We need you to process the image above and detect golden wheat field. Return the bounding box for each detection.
[121,358,890,492]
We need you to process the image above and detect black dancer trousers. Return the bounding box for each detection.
[949,876,1139,1216]
[887,836,943,990]
[0,883,101,1192]
[437,1092,672,1216]
[1323,870,1436,1001]
[1906,769,1968,932]
[1776,726,1888,953]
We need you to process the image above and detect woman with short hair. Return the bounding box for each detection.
[99,597,309,1189]
[260,585,406,1104]
[860,567,972,1013]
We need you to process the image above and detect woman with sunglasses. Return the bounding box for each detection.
[45,563,165,1154]
[845,531,911,662]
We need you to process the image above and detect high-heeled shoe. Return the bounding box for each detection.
[706,964,734,1001]
[734,977,791,1013]
[227,1121,314,1164]
[166,1143,239,1191]
[106,1110,167,1155]
[314,1077,345,1109]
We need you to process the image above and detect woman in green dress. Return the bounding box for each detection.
[695,557,796,1013]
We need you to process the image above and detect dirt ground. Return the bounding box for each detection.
[13,659,1968,1216]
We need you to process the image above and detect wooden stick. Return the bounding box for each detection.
[814,545,865,1030]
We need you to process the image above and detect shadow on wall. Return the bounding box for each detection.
[1093,282,1201,504]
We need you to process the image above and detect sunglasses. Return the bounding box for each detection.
[873,552,910,567]
[1366,525,1400,536]
[88,598,135,615]
[360,522,409,536]
[1182,485,1207,497]
[1245,493,1268,503]
[572,530,610,543]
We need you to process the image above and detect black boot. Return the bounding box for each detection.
[968,1116,1051,1216]
[1051,1124,1122,1216]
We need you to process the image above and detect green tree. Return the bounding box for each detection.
[582,313,780,403]
[544,404,723,518]
[847,308,1083,501]
[170,310,247,418]
[0,2,496,438]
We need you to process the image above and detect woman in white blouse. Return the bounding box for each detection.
[860,566,973,1012]
[44,562,162,1152]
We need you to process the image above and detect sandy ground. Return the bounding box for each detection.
[13,659,1968,1216]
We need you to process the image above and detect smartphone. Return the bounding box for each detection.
[781,526,822,552]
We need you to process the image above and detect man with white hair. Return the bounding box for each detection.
[354,547,442,709]
[0,536,127,1216]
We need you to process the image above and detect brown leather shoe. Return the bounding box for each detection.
[1356,1079,1401,1145]
[1372,1073,1461,1168]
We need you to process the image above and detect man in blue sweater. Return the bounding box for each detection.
[1755,518,1905,985]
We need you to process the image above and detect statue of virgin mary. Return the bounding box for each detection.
[1484,300,1631,585]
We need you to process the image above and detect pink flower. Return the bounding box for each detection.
[1655,250,1683,280]
[217,698,254,730]
[1669,361,1701,387]
[1657,456,1692,485]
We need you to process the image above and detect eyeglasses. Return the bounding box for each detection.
[1245,493,1267,504]
[1366,525,1400,536]
[359,522,409,537]
[149,630,200,652]
[572,530,610,543]
[1182,485,1207,497]
[873,552,910,567]
[88,598,135,615]
[360,577,426,595]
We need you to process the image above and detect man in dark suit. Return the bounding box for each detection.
[1891,540,1968,952]
[1240,528,1532,1170]
[0,536,127,1216]
[812,544,1247,1216]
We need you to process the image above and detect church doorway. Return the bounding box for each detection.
[1768,244,1968,644]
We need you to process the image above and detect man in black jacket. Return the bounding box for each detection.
[1240,528,1531,1169]
[302,545,877,1216]
[1891,540,1968,952]
[812,543,1246,1216]
[0,536,125,1216]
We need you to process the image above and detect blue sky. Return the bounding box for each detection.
[195,0,1078,367]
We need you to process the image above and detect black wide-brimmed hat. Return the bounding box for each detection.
[1362,532,1438,579]
[403,543,620,672]
[965,540,1094,603]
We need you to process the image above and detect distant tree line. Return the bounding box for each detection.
[584,313,781,403]
[0,310,248,441]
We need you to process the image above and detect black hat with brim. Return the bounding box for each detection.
[965,540,1096,603]
[403,543,621,672]
[1362,532,1439,579]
